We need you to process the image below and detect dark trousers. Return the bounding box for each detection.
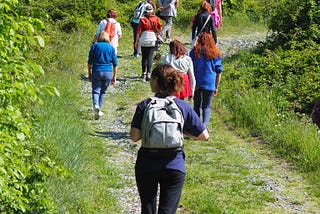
[131,21,139,55]
[193,88,213,127]
[135,169,185,214]
[141,46,156,75]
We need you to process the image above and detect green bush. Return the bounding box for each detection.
[0,0,60,212]
[248,47,320,113]
[266,0,320,49]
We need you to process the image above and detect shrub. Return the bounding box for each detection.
[0,0,60,212]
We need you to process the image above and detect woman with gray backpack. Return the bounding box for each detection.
[130,64,209,213]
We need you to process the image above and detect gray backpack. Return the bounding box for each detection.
[133,2,145,19]
[141,96,184,148]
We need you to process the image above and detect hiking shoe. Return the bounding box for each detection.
[146,73,151,81]
[141,73,146,79]
[94,107,100,120]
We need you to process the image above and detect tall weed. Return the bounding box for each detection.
[219,88,320,172]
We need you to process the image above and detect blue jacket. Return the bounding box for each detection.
[190,49,222,91]
[88,42,118,72]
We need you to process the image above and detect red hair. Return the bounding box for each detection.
[194,32,220,60]
[169,40,187,59]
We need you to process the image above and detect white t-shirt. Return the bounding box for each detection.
[95,18,122,53]
[162,53,195,95]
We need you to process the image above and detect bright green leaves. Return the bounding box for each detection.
[0,0,57,212]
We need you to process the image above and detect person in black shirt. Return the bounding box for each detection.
[191,1,217,43]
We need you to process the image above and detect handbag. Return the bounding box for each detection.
[146,17,163,49]
[191,15,211,47]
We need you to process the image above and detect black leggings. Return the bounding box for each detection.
[141,46,156,75]
[135,169,185,214]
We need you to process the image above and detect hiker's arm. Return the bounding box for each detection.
[130,127,141,142]
[213,72,221,96]
[184,129,209,141]
[112,66,117,84]
[175,0,179,8]
[87,64,92,81]
[92,35,99,43]
[135,32,141,49]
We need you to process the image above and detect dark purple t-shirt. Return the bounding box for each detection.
[131,97,206,174]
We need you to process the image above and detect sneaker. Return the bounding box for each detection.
[99,111,104,116]
[145,73,151,81]
[134,54,140,58]
[94,107,100,120]
[166,38,171,43]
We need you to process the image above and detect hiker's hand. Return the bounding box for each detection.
[213,89,218,96]
[111,77,116,85]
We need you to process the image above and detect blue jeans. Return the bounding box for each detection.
[193,88,213,127]
[135,169,185,214]
[91,71,112,110]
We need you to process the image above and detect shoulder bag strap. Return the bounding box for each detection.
[198,15,211,35]
[146,17,159,34]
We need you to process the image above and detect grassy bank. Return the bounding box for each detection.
[35,28,123,212]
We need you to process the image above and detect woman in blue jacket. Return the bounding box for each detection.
[190,32,222,129]
[88,31,118,120]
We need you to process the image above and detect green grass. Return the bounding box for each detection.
[35,28,124,213]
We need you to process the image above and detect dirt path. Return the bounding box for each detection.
[80,34,320,213]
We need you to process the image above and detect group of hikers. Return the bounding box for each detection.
[87,1,221,212]
[86,0,319,213]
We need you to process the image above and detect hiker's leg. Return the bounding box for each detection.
[158,169,185,214]
[193,88,202,119]
[160,16,172,39]
[146,47,156,77]
[98,72,112,110]
[165,16,173,40]
[202,89,213,127]
[131,21,139,56]
[136,171,159,214]
[91,72,102,110]
[141,46,148,77]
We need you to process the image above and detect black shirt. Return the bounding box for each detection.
[192,12,217,43]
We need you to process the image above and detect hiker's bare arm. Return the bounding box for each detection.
[184,129,209,141]
[130,127,141,142]
[92,35,99,43]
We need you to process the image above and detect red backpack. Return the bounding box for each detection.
[105,19,116,41]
